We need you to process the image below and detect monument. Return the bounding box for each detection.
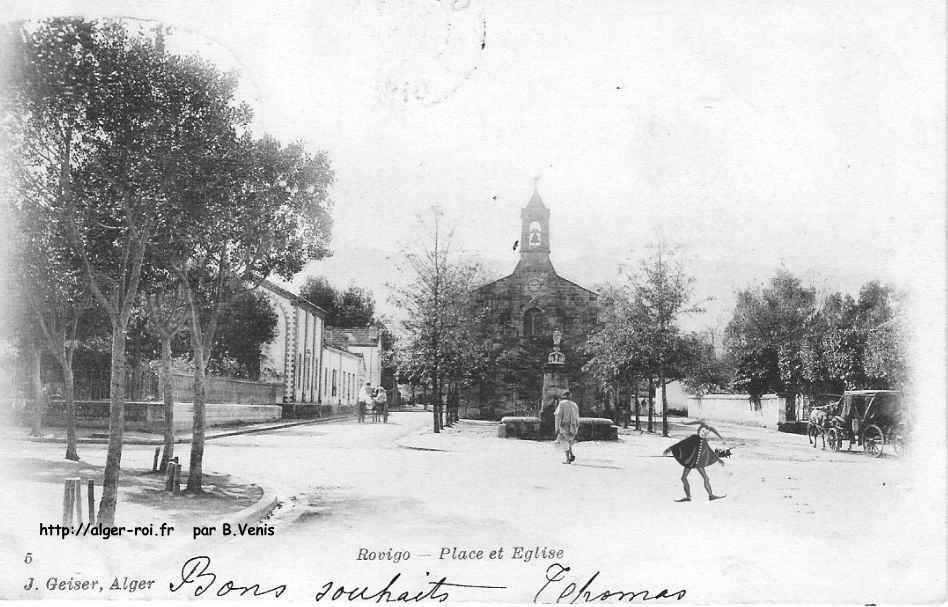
[541,329,568,404]
[501,329,618,442]
[539,329,568,439]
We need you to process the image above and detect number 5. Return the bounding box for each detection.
[24,553,32,564]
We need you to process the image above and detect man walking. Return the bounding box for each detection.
[554,390,581,464]
[375,385,388,423]
[357,382,373,423]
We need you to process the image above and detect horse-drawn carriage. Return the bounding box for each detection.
[811,390,905,457]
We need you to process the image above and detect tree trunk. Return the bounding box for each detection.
[30,343,47,437]
[647,376,654,433]
[187,344,207,494]
[97,324,127,526]
[660,365,668,437]
[432,379,440,433]
[159,335,174,472]
[632,375,640,431]
[63,362,79,461]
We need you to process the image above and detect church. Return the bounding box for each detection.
[472,186,600,416]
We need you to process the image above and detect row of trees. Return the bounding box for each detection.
[583,244,706,436]
[586,261,908,435]
[724,272,906,397]
[2,19,334,524]
[299,276,378,327]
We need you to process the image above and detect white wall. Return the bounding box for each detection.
[321,346,365,410]
[259,300,289,378]
[258,284,326,404]
[289,307,324,404]
[660,380,691,411]
[687,394,787,428]
[347,343,381,387]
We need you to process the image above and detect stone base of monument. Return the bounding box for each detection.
[499,416,618,441]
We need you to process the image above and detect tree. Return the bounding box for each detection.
[209,290,278,379]
[724,270,817,403]
[679,331,732,396]
[854,282,906,387]
[624,243,702,436]
[863,317,906,387]
[144,286,188,472]
[174,134,333,493]
[805,282,907,390]
[336,286,376,327]
[7,182,92,459]
[800,291,861,392]
[4,20,171,524]
[390,208,486,432]
[583,284,648,425]
[299,276,338,314]
[22,250,88,461]
[299,277,376,326]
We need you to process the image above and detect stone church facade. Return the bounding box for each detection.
[472,187,600,415]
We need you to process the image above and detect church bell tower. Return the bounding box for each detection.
[517,184,552,271]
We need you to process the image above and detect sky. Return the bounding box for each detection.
[3,1,944,331]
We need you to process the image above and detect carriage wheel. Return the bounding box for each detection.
[807,423,820,447]
[827,428,842,452]
[863,425,885,458]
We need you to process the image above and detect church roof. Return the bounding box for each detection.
[524,184,547,211]
[473,269,598,297]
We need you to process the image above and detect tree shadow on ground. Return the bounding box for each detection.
[123,471,262,521]
[9,456,262,522]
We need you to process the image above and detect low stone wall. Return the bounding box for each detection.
[280,403,336,419]
[44,400,281,432]
[499,416,618,441]
[687,394,787,428]
[170,373,282,405]
[163,403,281,431]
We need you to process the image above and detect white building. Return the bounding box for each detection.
[258,280,327,404]
[258,281,384,413]
[320,344,365,410]
[324,327,383,387]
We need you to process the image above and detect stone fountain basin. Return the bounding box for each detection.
[498,416,618,441]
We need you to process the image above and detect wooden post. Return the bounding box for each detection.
[62,479,75,526]
[152,447,160,472]
[172,461,181,496]
[165,462,176,492]
[87,480,95,525]
[72,478,82,524]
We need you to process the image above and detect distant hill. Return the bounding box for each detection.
[283,246,905,335]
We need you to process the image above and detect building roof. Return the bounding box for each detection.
[259,279,329,318]
[524,184,548,211]
[325,326,381,348]
[322,342,365,360]
[474,269,598,297]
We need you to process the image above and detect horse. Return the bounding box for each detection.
[807,403,837,448]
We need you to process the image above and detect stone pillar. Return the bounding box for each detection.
[541,365,569,410]
[539,329,568,439]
